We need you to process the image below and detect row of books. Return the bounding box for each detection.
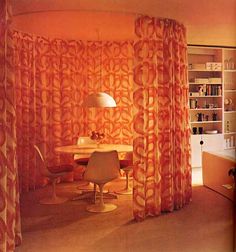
[198,84,222,96]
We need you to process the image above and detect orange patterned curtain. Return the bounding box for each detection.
[12,31,133,191]
[133,16,191,220]
[87,41,133,143]
[0,0,22,251]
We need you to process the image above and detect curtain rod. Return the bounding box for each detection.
[188,44,236,49]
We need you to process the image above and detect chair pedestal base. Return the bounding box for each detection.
[40,196,68,205]
[86,203,117,213]
[116,188,132,195]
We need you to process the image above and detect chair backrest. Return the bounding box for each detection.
[74,136,96,160]
[84,150,120,184]
[34,145,51,177]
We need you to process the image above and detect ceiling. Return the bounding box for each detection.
[11,0,236,46]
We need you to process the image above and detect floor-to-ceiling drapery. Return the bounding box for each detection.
[12,30,134,191]
[0,0,22,251]
[133,16,192,220]
[8,11,191,224]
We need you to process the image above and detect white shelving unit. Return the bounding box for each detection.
[188,46,236,167]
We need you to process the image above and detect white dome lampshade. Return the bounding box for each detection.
[83,92,117,108]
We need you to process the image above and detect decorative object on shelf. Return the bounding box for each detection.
[224,138,233,149]
[228,58,235,70]
[192,127,197,135]
[196,113,204,122]
[226,120,230,133]
[209,104,214,109]
[90,131,105,148]
[224,98,233,111]
[230,136,235,147]
[198,127,203,134]
[224,59,229,70]
[212,112,217,121]
[190,99,196,109]
[198,85,204,96]
[83,92,117,108]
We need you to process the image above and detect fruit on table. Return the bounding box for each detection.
[90,131,105,140]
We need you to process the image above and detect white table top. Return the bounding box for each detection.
[55,144,133,154]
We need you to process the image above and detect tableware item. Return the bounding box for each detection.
[205,130,218,134]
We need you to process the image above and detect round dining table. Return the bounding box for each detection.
[54,143,133,155]
[55,143,133,201]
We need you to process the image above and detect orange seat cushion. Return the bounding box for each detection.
[74,158,89,166]
[48,164,74,173]
[120,159,132,168]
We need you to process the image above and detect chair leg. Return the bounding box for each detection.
[86,183,117,213]
[98,184,105,208]
[39,178,68,205]
[93,183,97,203]
[124,170,130,190]
[116,169,132,195]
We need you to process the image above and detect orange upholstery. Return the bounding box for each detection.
[34,144,73,204]
[74,158,89,166]
[120,159,132,168]
[48,164,74,173]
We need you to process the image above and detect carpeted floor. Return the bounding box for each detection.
[15,169,234,252]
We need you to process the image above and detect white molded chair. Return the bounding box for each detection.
[73,136,96,192]
[34,145,73,204]
[84,150,120,213]
[116,152,133,195]
[74,136,96,165]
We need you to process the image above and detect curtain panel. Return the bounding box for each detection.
[133,16,192,220]
[11,30,134,191]
[0,0,22,251]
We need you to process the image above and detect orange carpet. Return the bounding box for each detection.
[15,176,234,252]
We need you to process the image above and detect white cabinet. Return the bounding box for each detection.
[191,134,224,167]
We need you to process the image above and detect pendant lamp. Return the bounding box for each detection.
[83,92,117,108]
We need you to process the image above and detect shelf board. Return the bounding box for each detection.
[224,70,236,73]
[191,133,223,136]
[224,132,236,135]
[224,110,236,114]
[224,90,236,93]
[190,120,222,124]
[188,69,221,72]
[223,147,236,150]
[190,108,222,111]
[189,82,221,85]
[189,95,222,98]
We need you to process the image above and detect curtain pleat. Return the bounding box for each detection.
[0,0,22,251]
[133,16,191,220]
